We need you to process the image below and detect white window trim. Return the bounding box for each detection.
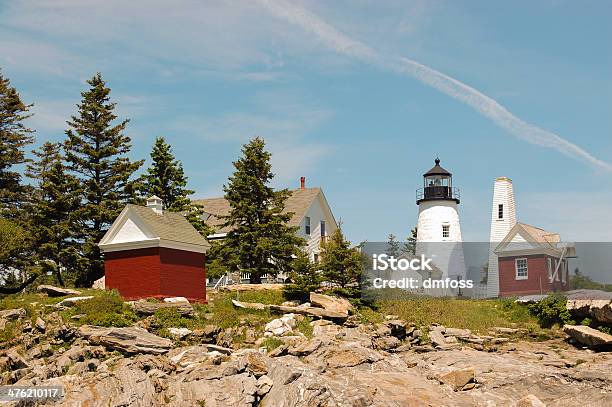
[441,224,450,239]
[515,258,528,280]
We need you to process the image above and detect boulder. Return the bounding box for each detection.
[232,300,348,321]
[438,367,476,391]
[309,292,354,315]
[77,325,173,354]
[56,296,94,307]
[0,308,26,329]
[168,327,192,339]
[429,326,460,350]
[192,324,221,343]
[131,300,194,317]
[567,299,612,324]
[92,276,105,290]
[563,324,612,348]
[35,316,46,332]
[444,327,471,337]
[265,314,296,336]
[516,394,546,407]
[37,284,81,297]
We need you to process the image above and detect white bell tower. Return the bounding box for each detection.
[486,177,517,297]
[415,158,466,283]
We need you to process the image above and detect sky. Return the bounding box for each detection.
[1,0,611,244]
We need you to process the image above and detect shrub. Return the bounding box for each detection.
[261,337,283,351]
[528,293,573,328]
[73,290,137,327]
[295,316,313,338]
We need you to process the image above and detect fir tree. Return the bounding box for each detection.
[320,227,362,291]
[402,227,418,256]
[0,70,34,214]
[285,249,320,300]
[386,233,400,257]
[26,142,81,286]
[221,137,304,283]
[64,73,143,286]
[138,136,194,211]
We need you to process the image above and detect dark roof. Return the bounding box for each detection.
[127,204,209,248]
[423,158,452,177]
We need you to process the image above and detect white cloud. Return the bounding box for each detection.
[257,0,612,173]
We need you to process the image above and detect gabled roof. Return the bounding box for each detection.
[99,204,209,253]
[193,187,331,234]
[494,222,571,257]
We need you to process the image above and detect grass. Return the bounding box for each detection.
[261,337,283,351]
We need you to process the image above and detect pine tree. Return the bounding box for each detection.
[0,70,34,214]
[402,227,418,256]
[64,73,144,286]
[221,137,304,283]
[138,136,194,211]
[26,142,81,286]
[386,233,400,257]
[285,249,320,300]
[320,227,362,291]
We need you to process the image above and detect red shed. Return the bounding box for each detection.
[98,196,209,302]
[494,223,576,297]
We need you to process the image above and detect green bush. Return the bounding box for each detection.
[261,337,283,351]
[528,293,573,328]
[73,290,137,327]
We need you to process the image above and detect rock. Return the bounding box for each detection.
[256,374,274,396]
[288,339,322,356]
[385,320,407,339]
[92,276,105,289]
[324,346,383,369]
[192,324,221,343]
[168,327,192,339]
[265,314,296,336]
[131,300,194,317]
[438,367,475,391]
[6,349,29,369]
[37,284,81,297]
[516,394,547,407]
[77,325,173,354]
[0,308,26,321]
[309,292,354,315]
[384,314,399,320]
[374,336,401,351]
[412,329,423,338]
[268,344,289,357]
[563,324,612,348]
[344,315,361,328]
[429,326,460,350]
[56,296,94,307]
[244,351,268,377]
[35,317,46,332]
[216,328,233,348]
[567,298,612,324]
[281,300,300,307]
[232,299,348,321]
[163,296,189,303]
[493,327,519,334]
[444,327,471,337]
[492,337,510,344]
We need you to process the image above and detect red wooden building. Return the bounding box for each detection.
[494,223,575,297]
[98,196,209,302]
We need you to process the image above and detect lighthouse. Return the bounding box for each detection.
[415,158,466,284]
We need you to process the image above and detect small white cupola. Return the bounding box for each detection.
[146,195,163,215]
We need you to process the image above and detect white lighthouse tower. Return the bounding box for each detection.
[415,158,466,285]
[486,177,517,297]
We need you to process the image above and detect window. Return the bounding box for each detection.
[313,253,319,263]
[305,217,311,235]
[442,224,450,238]
[498,204,504,219]
[515,258,528,280]
[547,257,553,281]
[320,220,326,237]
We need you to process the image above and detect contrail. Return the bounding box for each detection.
[258,0,612,172]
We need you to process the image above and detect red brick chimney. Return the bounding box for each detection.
[300,176,305,190]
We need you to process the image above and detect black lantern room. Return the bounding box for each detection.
[416,158,460,204]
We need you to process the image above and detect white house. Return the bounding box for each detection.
[193,177,338,263]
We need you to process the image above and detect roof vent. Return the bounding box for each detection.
[146,195,163,215]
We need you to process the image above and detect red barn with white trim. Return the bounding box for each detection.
[98,196,209,302]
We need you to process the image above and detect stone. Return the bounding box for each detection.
[216,328,233,348]
[256,374,273,396]
[245,352,268,377]
[444,327,471,337]
[309,292,354,315]
[429,326,460,350]
[492,337,510,344]
[232,299,348,321]
[192,324,221,343]
[131,300,194,317]
[37,285,81,297]
[163,296,189,303]
[56,296,94,307]
[374,336,401,351]
[35,317,46,332]
[438,367,475,391]
[288,339,322,356]
[324,346,383,369]
[563,324,612,348]
[77,325,173,354]
[385,320,407,340]
[168,327,192,339]
[92,276,105,289]
[0,308,26,321]
[6,349,29,369]
[493,327,519,334]
[265,314,296,336]
[268,345,289,357]
[516,394,547,407]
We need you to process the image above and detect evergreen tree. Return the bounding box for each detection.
[138,136,194,211]
[26,142,81,286]
[0,70,34,214]
[386,233,400,257]
[221,137,304,283]
[285,249,320,300]
[64,73,143,286]
[402,227,418,256]
[320,227,362,290]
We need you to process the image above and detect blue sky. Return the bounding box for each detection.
[1,0,611,244]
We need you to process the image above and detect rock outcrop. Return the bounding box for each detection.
[37,285,82,297]
[77,325,173,354]
[563,324,612,348]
